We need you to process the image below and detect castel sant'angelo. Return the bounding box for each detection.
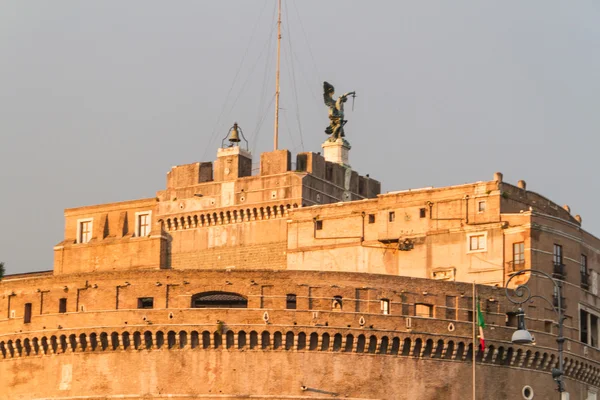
[0,24,599,400]
[3,121,600,399]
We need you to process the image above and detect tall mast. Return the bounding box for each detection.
[273,0,281,150]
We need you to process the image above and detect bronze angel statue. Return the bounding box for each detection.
[323,81,355,140]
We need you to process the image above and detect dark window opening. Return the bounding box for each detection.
[445,296,457,320]
[553,244,565,279]
[592,314,599,348]
[581,254,589,289]
[315,220,323,230]
[368,214,375,224]
[191,292,248,308]
[59,298,67,313]
[388,211,395,222]
[138,297,154,309]
[401,303,410,316]
[286,294,297,310]
[581,309,589,344]
[332,295,343,311]
[419,208,426,218]
[506,312,517,327]
[24,303,32,324]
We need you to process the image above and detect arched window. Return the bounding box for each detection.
[191,292,248,308]
[332,296,343,311]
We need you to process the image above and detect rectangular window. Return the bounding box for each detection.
[581,254,589,284]
[59,298,67,313]
[388,211,395,222]
[24,303,32,324]
[468,234,486,252]
[445,296,457,320]
[582,309,590,345]
[380,299,390,315]
[368,214,375,224]
[592,314,599,348]
[415,303,433,318]
[78,219,93,243]
[506,312,517,327]
[315,220,323,230]
[512,242,525,271]
[137,297,154,309]
[465,297,473,322]
[286,294,297,310]
[478,201,486,213]
[553,244,563,265]
[419,208,426,218]
[401,302,410,316]
[137,213,151,237]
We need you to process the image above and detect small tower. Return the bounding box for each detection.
[214,122,252,181]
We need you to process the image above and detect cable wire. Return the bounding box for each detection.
[201,0,271,160]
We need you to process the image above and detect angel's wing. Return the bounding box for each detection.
[323,81,335,108]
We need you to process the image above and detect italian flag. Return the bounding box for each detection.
[476,297,486,350]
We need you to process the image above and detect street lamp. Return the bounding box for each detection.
[505,269,566,396]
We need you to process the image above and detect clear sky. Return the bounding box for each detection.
[0,1,599,274]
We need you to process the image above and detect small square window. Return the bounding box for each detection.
[315,220,323,230]
[137,297,154,309]
[419,208,426,218]
[388,211,395,222]
[468,233,487,252]
[478,201,486,213]
[286,294,297,310]
[368,214,375,224]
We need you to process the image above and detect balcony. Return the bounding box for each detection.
[509,260,526,272]
[553,263,566,280]
[581,272,590,290]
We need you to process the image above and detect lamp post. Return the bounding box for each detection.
[505,269,566,397]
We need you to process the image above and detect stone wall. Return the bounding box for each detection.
[0,270,598,399]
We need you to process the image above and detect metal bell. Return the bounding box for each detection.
[229,123,241,143]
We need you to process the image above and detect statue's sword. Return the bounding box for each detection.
[352,93,356,111]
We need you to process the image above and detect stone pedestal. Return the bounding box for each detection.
[321,138,351,167]
[214,146,252,181]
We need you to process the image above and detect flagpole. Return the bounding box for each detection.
[472,281,476,400]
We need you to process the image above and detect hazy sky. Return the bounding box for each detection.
[1,1,599,274]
